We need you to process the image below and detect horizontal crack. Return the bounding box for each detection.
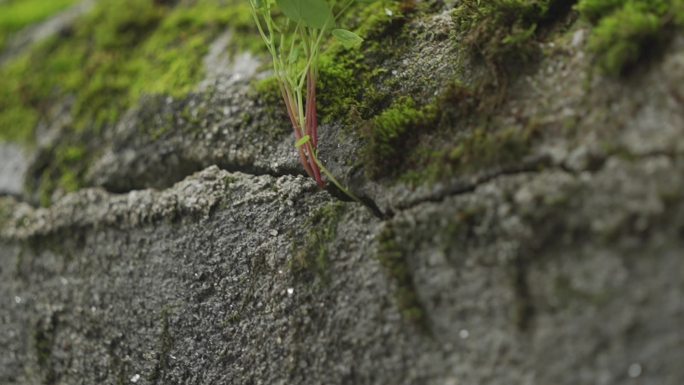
[390,149,684,215]
[392,156,552,213]
[98,159,388,219]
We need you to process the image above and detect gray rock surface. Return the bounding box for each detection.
[0,143,29,196]
[1,3,683,385]
[2,156,683,384]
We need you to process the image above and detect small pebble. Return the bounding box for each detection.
[628,363,642,378]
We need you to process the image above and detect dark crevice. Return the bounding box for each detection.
[10,150,680,223]
[0,191,29,202]
[325,182,388,220]
[75,140,395,219]
[100,161,305,195]
[394,155,552,213]
[392,148,684,214]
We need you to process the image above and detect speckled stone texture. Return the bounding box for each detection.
[1,3,684,385]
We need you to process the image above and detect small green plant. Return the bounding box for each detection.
[248,0,366,199]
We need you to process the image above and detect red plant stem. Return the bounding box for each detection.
[304,70,324,187]
[307,141,324,187]
[280,82,324,187]
[280,85,314,179]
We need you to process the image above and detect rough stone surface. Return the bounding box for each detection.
[0,143,28,196]
[1,3,683,385]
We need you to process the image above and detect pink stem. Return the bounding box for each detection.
[280,85,315,179]
[305,70,324,187]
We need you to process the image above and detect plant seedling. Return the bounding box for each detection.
[248,0,366,200]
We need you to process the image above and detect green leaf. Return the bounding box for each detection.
[332,29,363,48]
[288,47,300,64]
[276,0,333,29]
[295,135,311,148]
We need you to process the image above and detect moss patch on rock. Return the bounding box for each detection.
[578,0,684,75]
[290,202,346,285]
[362,97,437,179]
[0,0,252,141]
[0,0,256,203]
[347,1,572,184]
[454,0,577,79]
[376,223,429,331]
[0,0,80,53]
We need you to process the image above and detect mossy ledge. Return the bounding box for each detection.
[578,0,684,75]
[0,0,257,205]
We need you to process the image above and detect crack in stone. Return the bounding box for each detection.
[390,156,552,215]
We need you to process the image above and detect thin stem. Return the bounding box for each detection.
[280,83,314,179]
[297,23,328,90]
[306,68,318,148]
[313,155,362,204]
[250,1,358,198]
[335,0,355,20]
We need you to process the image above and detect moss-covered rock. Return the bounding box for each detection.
[0,0,258,203]
[578,0,684,75]
[1,0,684,383]
[0,0,80,53]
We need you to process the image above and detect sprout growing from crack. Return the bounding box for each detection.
[248,0,365,201]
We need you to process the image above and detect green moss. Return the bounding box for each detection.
[576,0,625,21]
[0,0,257,203]
[253,76,282,106]
[454,0,576,74]
[342,0,569,185]
[584,1,662,75]
[402,124,539,185]
[34,143,88,206]
[676,0,684,25]
[376,224,428,331]
[253,1,410,125]
[0,0,80,52]
[290,202,346,285]
[317,48,366,124]
[248,0,428,179]
[447,125,537,169]
[362,97,436,179]
[578,0,684,75]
